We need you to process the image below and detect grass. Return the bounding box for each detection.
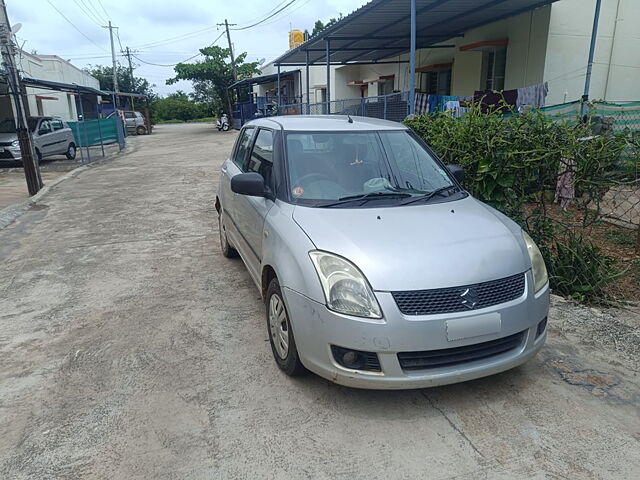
[605,229,637,248]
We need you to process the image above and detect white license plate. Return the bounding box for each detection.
[446,313,502,341]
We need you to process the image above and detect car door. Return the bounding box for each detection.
[220,126,255,258]
[233,128,277,281]
[124,112,136,129]
[35,119,54,156]
[50,118,68,154]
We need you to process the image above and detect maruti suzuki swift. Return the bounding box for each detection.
[215,115,549,389]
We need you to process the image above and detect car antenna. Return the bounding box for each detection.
[347,115,353,123]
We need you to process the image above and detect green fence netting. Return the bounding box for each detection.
[68,118,120,147]
[540,100,640,133]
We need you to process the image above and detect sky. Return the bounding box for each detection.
[7,0,364,96]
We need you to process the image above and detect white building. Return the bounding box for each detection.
[256,0,639,109]
[18,51,101,120]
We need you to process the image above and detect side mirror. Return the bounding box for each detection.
[231,172,267,197]
[446,164,464,186]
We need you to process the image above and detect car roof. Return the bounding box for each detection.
[244,115,408,132]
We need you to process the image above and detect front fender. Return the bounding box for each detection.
[261,202,324,304]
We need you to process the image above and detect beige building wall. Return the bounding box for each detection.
[544,0,640,104]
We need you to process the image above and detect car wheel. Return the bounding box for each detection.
[35,149,42,163]
[65,143,76,160]
[266,278,306,376]
[136,126,146,135]
[218,214,238,258]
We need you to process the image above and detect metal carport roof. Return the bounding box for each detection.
[273,0,559,66]
[21,77,109,96]
[229,69,300,89]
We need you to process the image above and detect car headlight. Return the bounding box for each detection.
[11,139,19,147]
[522,231,548,293]
[309,251,382,318]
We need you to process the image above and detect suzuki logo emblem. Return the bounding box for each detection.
[460,288,479,309]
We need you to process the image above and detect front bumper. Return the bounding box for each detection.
[0,146,22,162]
[282,271,549,389]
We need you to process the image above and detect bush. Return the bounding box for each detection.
[405,106,633,303]
[548,235,623,303]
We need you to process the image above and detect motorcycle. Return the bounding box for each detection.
[216,113,230,131]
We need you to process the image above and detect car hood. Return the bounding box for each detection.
[0,132,17,143]
[292,196,530,291]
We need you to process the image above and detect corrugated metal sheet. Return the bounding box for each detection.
[274,0,559,66]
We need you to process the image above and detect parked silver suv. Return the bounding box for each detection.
[0,116,76,163]
[216,116,549,389]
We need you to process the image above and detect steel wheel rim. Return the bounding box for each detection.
[69,146,75,156]
[269,293,289,359]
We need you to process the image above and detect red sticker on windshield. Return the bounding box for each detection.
[292,186,304,197]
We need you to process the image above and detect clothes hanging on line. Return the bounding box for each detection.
[473,89,518,114]
[414,93,429,115]
[517,82,549,109]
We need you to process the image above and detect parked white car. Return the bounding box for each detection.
[0,116,76,163]
[216,115,550,389]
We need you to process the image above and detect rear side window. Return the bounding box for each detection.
[232,128,253,168]
[124,112,135,119]
[51,119,64,131]
[246,129,274,190]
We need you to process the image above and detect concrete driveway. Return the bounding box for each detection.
[1,123,638,479]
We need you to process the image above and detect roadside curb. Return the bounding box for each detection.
[0,144,132,231]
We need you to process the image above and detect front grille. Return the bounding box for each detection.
[392,273,525,316]
[0,150,15,159]
[397,330,525,371]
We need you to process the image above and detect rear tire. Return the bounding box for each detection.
[65,143,76,160]
[266,278,306,377]
[222,123,230,131]
[136,126,146,135]
[219,214,238,258]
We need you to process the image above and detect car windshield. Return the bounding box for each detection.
[0,119,16,133]
[285,130,456,206]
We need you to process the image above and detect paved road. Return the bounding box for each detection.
[1,123,639,479]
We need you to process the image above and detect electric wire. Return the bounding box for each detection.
[72,0,104,26]
[231,0,299,31]
[131,30,226,67]
[46,0,109,52]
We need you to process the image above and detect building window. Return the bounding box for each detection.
[420,70,451,95]
[484,47,506,91]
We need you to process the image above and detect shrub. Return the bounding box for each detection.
[405,106,633,303]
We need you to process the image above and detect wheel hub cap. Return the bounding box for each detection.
[269,294,289,359]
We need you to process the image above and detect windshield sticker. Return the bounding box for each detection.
[292,186,304,197]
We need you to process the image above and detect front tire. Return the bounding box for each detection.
[266,278,306,376]
[65,143,76,160]
[218,214,238,258]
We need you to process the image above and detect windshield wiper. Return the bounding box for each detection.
[399,185,459,206]
[317,191,411,208]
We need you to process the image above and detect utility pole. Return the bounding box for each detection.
[217,19,237,81]
[103,21,119,108]
[125,46,134,84]
[0,0,42,195]
[216,19,237,120]
[581,0,602,119]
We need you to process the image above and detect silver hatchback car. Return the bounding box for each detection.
[216,116,549,389]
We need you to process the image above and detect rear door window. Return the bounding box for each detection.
[51,119,64,131]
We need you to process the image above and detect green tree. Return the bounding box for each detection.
[167,45,260,119]
[84,64,156,101]
[310,14,343,37]
[151,90,208,122]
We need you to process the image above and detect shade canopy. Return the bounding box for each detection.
[273,0,558,66]
[229,69,300,89]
